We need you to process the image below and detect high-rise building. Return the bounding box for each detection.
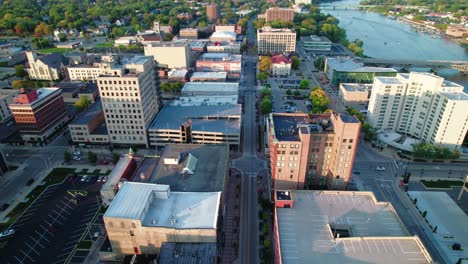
[206,4,219,22]
[367,72,468,150]
[267,112,361,190]
[9,88,68,144]
[97,56,159,147]
[257,27,296,54]
[265,7,295,23]
[144,40,192,69]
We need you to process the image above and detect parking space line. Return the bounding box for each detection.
[60,200,74,210]
[66,239,78,245]
[53,259,66,264]
[72,228,86,234]
[25,241,40,255]
[13,256,23,263]
[70,233,83,239]
[51,209,68,220]
[29,236,46,248]
[62,245,76,251]
[35,230,50,242]
[56,207,72,216]
[56,251,72,258]
[20,249,35,262]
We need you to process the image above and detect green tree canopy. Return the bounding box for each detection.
[74,96,89,111]
[309,87,330,113]
[260,98,272,115]
[299,79,310,89]
[160,81,183,92]
[14,65,27,78]
[291,56,301,70]
[314,57,325,71]
[258,72,269,83]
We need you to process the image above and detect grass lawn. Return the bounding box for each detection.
[421,179,463,189]
[96,42,114,48]
[38,48,73,54]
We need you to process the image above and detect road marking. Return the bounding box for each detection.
[34,230,50,242]
[66,240,78,245]
[29,236,46,248]
[52,209,68,219]
[20,249,36,262]
[25,241,40,255]
[13,256,23,263]
[62,244,76,251]
[59,200,74,210]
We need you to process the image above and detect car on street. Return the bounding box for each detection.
[353,171,361,175]
[0,203,10,212]
[376,166,386,171]
[103,176,108,182]
[0,228,15,238]
[73,155,81,161]
[80,176,88,182]
[73,150,81,156]
[26,178,35,186]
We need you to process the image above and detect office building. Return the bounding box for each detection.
[325,58,397,85]
[267,112,360,190]
[104,182,220,256]
[181,82,238,96]
[206,4,219,22]
[26,51,68,81]
[207,42,241,54]
[300,35,332,51]
[148,101,241,149]
[265,7,295,23]
[367,72,468,150]
[67,55,124,82]
[144,40,192,69]
[68,100,109,145]
[9,88,68,144]
[210,31,237,43]
[55,81,99,103]
[179,28,198,39]
[339,83,372,106]
[0,88,18,122]
[196,53,242,80]
[273,190,432,264]
[257,27,296,54]
[271,55,292,76]
[97,56,159,147]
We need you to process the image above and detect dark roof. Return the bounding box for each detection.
[271,54,291,64]
[337,112,360,123]
[142,35,161,41]
[70,100,103,125]
[158,243,217,264]
[38,53,69,68]
[56,81,98,94]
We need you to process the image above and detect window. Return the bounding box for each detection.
[130,230,135,236]
[132,223,136,228]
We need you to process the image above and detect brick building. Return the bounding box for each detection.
[265,7,295,23]
[196,53,242,80]
[267,112,360,190]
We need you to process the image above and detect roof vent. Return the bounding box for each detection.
[171,218,176,226]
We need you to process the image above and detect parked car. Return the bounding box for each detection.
[73,155,81,161]
[0,228,15,238]
[0,203,10,212]
[72,150,81,156]
[80,176,88,182]
[97,176,104,182]
[26,178,35,186]
[376,166,386,171]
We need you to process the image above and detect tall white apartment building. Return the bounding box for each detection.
[97,56,159,147]
[367,72,468,150]
[257,27,296,54]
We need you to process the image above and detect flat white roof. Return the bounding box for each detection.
[408,191,468,264]
[171,95,238,106]
[182,82,239,93]
[341,83,372,92]
[191,72,227,79]
[276,191,432,264]
[105,182,221,229]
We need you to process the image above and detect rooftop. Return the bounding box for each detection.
[168,69,188,78]
[149,104,241,134]
[439,91,468,101]
[327,58,396,73]
[158,243,217,264]
[182,82,239,94]
[210,31,237,39]
[104,182,221,229]
[375,76,404,85]
[276,190,432,264]
[123,55,152,66]
[189,40,208,49]
[55,81,98,94]
[258,27,295,33]
[70,100,103,125]
[147,144,228,192]
[271,55,291,65]
[198,53,242,62]
[301,35,332,43]
[408,191,468,264]
[191,71,227,79]
[341,83,372,92]
[171,95,238,106]
[147,40,189,47]
[10,88,59,106]
[102,154,134,192]
[272,113,310,141]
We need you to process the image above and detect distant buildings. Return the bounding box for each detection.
[325,58,397,85]
[265,7,295,23]
[68,100,109,145]
[67,55,123,82]
[339,83,372,106]
[190,72,227,82]
[144,40,192,69]
[367,72,468,151]
[179,28,198,39]
[445,26,468,38]
[209,31,237,43]
[300,35,332,51]
[215,25,242,35]
[267,112,360,190]
[207,41,241,54]
[104,182,220,256]
[26,51,68,81]
[114,36,137,46]
[9,88,68,144]
[196,53,242,80]
[295,0,312,4]
[273,190,433,264]
[97,56,159,147]
[257,27,296,54]
[270,55,292,77]
[0,88,18,122]
[206,3,219,22]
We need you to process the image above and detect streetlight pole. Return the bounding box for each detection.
[457,176,468,201]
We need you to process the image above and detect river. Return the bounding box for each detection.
[320,0,468,91]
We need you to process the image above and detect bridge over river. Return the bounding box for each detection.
[360,58,468,73]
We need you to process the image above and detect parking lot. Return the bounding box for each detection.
[0,174,104,264]
[268,77,310,114]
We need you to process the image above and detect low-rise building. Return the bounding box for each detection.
[26,51,68,81]
[196,53,242,80]
[181,82,238,96]
[270,55,292,76]
[9,88,68,144]
[148,101,241,149]
[207,41,241,54]
[179,28,199,39]
[300,35,332,51]
[158,243,217,264]
[100,152,137,205]
[68,100,109,145]
[209,31,237,43]
[189,40,208,53]
[114,36,137,46]
[215,25,242,35]
[257,27,296,54]
[273,190,432,264]
[55,81,99,103]
[144,40,192,69]
[190,72,227,82]
[339,83,372,106]
[104,182,220,257]
[67,55,123,82]
[167,69,189,82]
[0,88,18,122]
[55,41,81,49]
[325,58,397,85]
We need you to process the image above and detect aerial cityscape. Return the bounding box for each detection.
[0,0,467,263]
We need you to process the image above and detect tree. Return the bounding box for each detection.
[260,98,272,114]
[160,81,183,92]
[112,152,120,164]
[64,151,71,162]
[34,22,52,37]
[74,96,89,111]
[293,90,301,97]
[309,88,330,113]
[88,151,97,164]
[14,65,26,78]
[299,79,310,89]
[257,72,269,83]
[345,106,365,123]
[163,32,174,41]
[260,88,271,99]
[361,123,377,142]
[422,210,427,218]
[291,56,301,70]
[258,56,272,73]
[57,32,67,42]
[285,89,292,96]
[314,57,325,71]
